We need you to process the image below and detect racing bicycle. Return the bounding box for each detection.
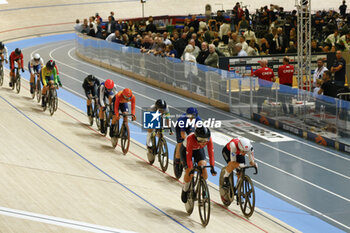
[147,127,171,172]
[219,165,258,218]
[111,113,134,155]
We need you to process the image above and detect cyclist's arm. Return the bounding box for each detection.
[114,95,120,117]
[229,142,237,155]
[247,148,255,163]
[130,95,136,116]
[186,138,194,169]
[207,138,215,167]
[99,85,106,107]
[54,65,59,75]
[20,54,24,68]
[10,53,15,70]
[41,68,48,86]
[29,60,34,74]
[53,68,59,84]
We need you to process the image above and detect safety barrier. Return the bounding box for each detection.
[75,33,350,153]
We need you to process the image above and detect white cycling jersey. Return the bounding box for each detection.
[228,140,254,163]
[29,57,44,74]
[0,46,9,61]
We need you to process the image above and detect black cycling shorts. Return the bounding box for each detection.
[180,144,206,169]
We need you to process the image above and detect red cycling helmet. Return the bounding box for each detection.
[104,79,114,89]
[122,88,132,100]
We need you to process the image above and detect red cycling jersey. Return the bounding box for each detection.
[226,138,241,155]
[114,90,136,117]
[185,133,215,169]
[9,51,23,69]
[278,64,294,85]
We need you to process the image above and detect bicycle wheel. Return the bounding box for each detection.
[49,91,55,116]
[36,79,41,103]
[185,180,195,215]
[88,109,93,126]
[11,75,15,90]
[0,65,3,86]
[102,111,108,136]
[198,177,211,226]
[43,94,48,112]
[173,148,183,179]
[237,175,255,218]
[95,106,101,129]
[111,120,119,148]
[158,138,169,172]
[53,89,58,112]
[15,75,20,94]
[120,123,130,155]
[147,133,156,165]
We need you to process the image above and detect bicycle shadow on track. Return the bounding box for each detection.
[161,207,204,228]
[60,120,87,128]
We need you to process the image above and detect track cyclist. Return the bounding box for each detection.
[146,99,173,149]
[181,126,216,203]
[28,53,44,94]
[0,42,9,65]
[40,60,59,107]
[110,88,136,137]
[83,74,100,117]
[98,79,116,134]
[174,108,201,171]
[9,48,24,87]
[222,137,257,188]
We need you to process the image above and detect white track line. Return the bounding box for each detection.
[0,206,136,233]
[261,142,350,180]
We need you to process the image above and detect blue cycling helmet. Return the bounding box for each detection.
[186,107,198,117]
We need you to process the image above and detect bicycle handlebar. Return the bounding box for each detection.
[240,165,258,175]
[189,165,214,175]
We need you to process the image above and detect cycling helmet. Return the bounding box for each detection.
[33,53,40,61]
[15,48,21,55]
[186,107,198,117]
[194,126,211,142]
[104,79,114,89]
[155,99,167,110]
[46,60,54,69]
[86,74,95,82]
[237,137,252,152]
[0,42,4,49]
[122,88,132,100]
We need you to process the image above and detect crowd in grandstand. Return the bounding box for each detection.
[73,1,349,94]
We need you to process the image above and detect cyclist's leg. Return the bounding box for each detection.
[98,97,106,132]
[180,145,192,203]
[175,126,184,162]
[195,148,208,180]
[9,58,14,85]
[146,128,154,148]
[119,103,129,123]
[29,62,35,93]
[109,98,117,137]
[85,88,92,115]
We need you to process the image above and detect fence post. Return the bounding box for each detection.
[250,75,253,118]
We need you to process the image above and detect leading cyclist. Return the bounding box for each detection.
[82,74,100,117]
[28,53,44,94]
[181,126,216,203]
[222,137,257,188]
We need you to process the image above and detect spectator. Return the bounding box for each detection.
[228,32,239,56]
[106,30,122,43]
[95,13,102,23]
[188,39,200,58]
[236,43,248,56]
[313,79,322,98]
[74,19,83,32]
[247,40,259,56]
[81,19,89,34]
[324,30,340,49]
[106,16,116,35]
[236,15,249,34]
[87,24,96,37]
[163,32,172,45]
[233,2,244,26]
[215,10,225,23]
[243,26,257,44]
[95,18,103,38]
[110,11,115,21]
[339,1,347,18]
[196,42,209,64]
[204,44,219,68]
[191,33,201,48]
[89,17,97,33]
[274,27,285,54]
[338,32,350,51]
[140,35,152,52]
[219,22,231,40]
[313,58,328,87]
[253,59,275,113]
[286,41,297,54]
[146,17,157,33]
[278,56,295,114]
[239,36,248,52]
[177,32,188,58]
[188,15,199,33]
[211,32,221,47]
[318,70,338,98]
[260,37,270,55]
[166,44,177,58]
[121,34,129,46]
[311,40,323,53]
[127,20,138,36]
[331,50,346,87]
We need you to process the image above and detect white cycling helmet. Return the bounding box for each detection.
[33,53,40,60]
[238,137,252,152]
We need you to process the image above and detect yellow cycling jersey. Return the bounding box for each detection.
[41,66,58,86]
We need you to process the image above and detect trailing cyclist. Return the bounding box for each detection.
[28,53,44,94]
[97,79,116,134]
[174,107,201,176]
[82,74,100,117]
[0,42,9,65]
[41,60,59,107]
[110,88,136,137]
[146,99,173,149]
[222,137,257,188]
[9,48,24,87]
[181,126,216,203]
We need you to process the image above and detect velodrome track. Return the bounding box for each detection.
[1,0,350,232]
